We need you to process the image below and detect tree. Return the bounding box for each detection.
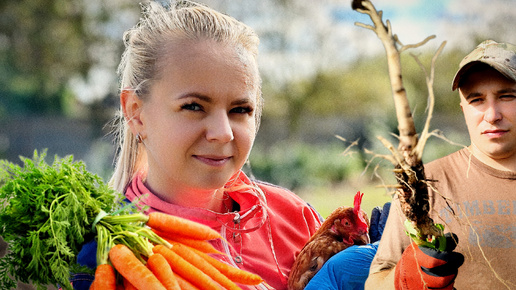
[0,0,137,117]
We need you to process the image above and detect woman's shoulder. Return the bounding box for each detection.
[253,179,306,204]
[253,179,323,222]
[254,179,295,194]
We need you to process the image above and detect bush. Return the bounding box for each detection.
[246,141,366,190]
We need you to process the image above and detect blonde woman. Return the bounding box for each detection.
[73,1,322,289]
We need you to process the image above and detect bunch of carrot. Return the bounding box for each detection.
[89,211,263,290]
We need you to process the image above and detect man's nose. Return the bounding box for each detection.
[483,102,503,124]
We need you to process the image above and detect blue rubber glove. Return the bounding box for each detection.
[304,242,379,290]
[70,239,97,290]
[369,202,390,243]
[76,239,97,269]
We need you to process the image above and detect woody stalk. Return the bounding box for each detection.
[352,0,446,245]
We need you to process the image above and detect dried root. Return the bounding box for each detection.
[352,0,445,241]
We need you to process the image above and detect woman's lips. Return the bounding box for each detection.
[194,155,232,167]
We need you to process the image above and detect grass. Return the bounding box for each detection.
[296,181,393,219]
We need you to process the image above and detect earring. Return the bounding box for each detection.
[136,133,143,144]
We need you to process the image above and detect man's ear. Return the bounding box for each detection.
[121,89,144,136]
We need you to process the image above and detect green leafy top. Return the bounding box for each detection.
[0,150,123,290]
[404,219,447,251]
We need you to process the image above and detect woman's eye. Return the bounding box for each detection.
[181,102,203,111]
[230,106,253,114]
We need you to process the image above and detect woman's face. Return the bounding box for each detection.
[129,39,259,201]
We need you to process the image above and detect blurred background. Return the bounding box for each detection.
[1,0,516,219]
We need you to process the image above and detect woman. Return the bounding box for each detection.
[72,1,322,289]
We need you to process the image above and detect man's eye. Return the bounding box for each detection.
[500,94,516,100]
[469,98,482,104]
[181,102,203,111]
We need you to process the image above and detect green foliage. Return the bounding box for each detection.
[0,150,174,290]
[260,48,467,142]
[0,150,120,289]
[0,0,125,117]
[404,220,446,251]
[248,141,365,190]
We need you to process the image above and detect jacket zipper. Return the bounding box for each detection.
[220,223,270,290]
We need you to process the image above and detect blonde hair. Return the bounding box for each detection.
[110,0,262,193]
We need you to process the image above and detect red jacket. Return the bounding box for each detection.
[125,171,322,289]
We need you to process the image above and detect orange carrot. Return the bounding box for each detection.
[153,245,220,290]
[123,277,138,290]
[174,274,200,290]
[193,248,263,285]
[147,212,221,240]
[147,253,181,290]
[91,264,116,290]
[169,243,241,290]
[153,228,223,254]
[109,244,166,290]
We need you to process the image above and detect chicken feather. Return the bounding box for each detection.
[288,192,370,290]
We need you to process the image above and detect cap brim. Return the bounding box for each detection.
[452,60,516,91]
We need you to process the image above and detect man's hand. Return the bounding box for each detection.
[395,233,464,290]
[369,202,390,243]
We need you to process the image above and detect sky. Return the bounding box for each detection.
[335,0,516,54]
[245,0,516,84]
[70,0,516,103]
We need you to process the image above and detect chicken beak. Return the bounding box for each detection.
[355,231,370,245]
[363,233,371,244]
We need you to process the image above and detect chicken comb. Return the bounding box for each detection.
[354,191,368,229]
[353,191,363,214]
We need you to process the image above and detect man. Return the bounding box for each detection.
[366,40,516,289]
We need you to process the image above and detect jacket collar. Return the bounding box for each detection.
[125,171,267,233]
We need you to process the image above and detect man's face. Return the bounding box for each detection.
[459,67,516,168]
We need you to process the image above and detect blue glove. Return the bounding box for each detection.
[70,239,97,290]
[369,202,390,243]
[76,239,97,269]
[305,242,380,290]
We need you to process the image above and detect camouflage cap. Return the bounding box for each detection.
[452,40,516,91]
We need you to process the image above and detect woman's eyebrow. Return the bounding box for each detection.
[178,93,212,103]
[178,93,254,106]
[231,97,253,106]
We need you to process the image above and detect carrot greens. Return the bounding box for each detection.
[0,150,264,289]
[0,151,122,290]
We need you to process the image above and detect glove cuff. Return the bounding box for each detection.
[394,243,458,290]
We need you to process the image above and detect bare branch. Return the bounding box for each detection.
[353,0,442,240]
[399,35,437,53]
[364,148,397,165]
[354,22,375,31]
[415,41,446,159]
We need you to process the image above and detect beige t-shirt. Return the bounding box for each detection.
[370,148,516,289]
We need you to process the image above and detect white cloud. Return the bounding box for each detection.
[69,67,115,104]
[197,0,516,83]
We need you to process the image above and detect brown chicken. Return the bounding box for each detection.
[288,191,370,290]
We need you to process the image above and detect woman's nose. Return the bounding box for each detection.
[206,111,234,143]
